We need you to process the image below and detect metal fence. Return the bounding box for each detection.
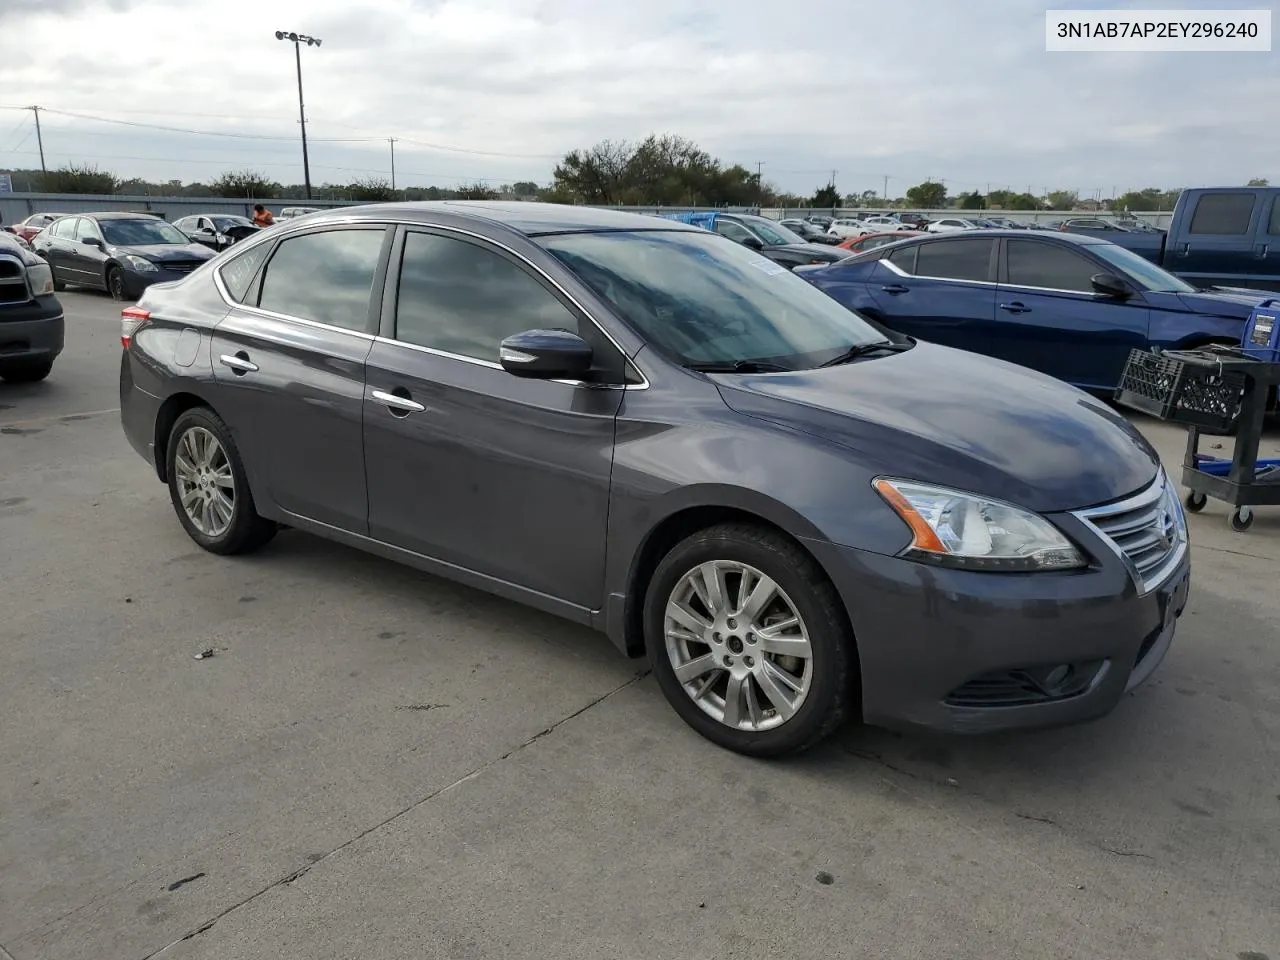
[0,192,1175,231]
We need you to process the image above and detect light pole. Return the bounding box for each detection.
[274,30,322,200]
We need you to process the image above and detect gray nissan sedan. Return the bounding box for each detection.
[119,202,1190,757]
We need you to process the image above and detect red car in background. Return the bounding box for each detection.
[837,230,924,254]
[8,212,63,244]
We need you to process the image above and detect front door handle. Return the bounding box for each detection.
[218,353,258,374]
[880,284,909,294]
[1178,242,1190,256]
[371,388,426,415]
[999,302,1030,314]
[1257,244,1270,259]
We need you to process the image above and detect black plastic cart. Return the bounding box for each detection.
[1115,345,1280,531]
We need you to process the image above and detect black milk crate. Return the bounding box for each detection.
[1114,348,1246,432]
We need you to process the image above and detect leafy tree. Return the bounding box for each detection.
[512,181,540,198]
[209,170,281,199]
[38,163,117,194]
[905,180,946,208]
[456,182,499,200]
[959,190,986,210]
[549,134,759,207]
[1248,177,1269,186]
[1114,187,1180,211]
[347,176,396,201]
[811,184,841,208]
[987,190,1043,211]
[1045,190,1078,210]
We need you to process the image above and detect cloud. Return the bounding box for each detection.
[0,0,1276,195]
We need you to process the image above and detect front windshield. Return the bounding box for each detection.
[213,216,254,230]
[540,229,886,369]
[1090,242,1196,293]
[748,218,805,246]
[101,218,190,246]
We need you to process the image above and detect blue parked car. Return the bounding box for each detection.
[798,230,1270,392]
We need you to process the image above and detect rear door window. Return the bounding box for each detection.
[886,243,918,274]
[914,238,995,282]
[1188,193,1256,235]
[256,228,387,331]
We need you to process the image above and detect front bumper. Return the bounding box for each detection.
[804,535,1190,735]
[0,297,65,362]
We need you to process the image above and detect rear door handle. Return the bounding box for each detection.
[1178,242,1190,256]
[218,353,258,374]
[371,388,426,415]
[999,302,1030,314]
[1257,244,1270,259]
[880,284,909,294]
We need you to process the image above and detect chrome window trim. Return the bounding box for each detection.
[880,240,997,285]
[996,282,1105,297]
[1072,471,1188,595]
[212,217,650,391]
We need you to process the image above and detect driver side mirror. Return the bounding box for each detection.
[81,236,103,248]
[1090,272,1132,298]
[499,329,593,380]
[741,236,764,251]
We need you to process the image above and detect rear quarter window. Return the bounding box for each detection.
[1188,193,1256,235]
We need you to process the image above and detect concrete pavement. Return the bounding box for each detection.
[1,292,1277,959]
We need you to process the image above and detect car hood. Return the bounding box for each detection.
[714,340,1160,513]
[115,243,214,262]
[771,243,849,262]
[1140,288,1268,319]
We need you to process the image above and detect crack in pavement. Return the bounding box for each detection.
[1,940,18,960]
[138,668,651,958]
[0,407,120,430]
[845,746,1158,864]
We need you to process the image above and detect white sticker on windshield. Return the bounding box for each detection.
[750,259,788,276]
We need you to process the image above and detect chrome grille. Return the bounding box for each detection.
[1073,473,1187,594]
[159,260,203,275]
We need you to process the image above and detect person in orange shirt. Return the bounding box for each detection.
[251,204,275,227]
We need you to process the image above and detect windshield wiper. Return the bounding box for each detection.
[686,359,794,374]
[819,340,912,367]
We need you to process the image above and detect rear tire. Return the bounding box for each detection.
[0,359,53,383]
[644,523,855,757]
[166,407,277,555]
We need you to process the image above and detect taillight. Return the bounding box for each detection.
[121,306,150,348]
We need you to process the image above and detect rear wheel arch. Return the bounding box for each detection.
[154,392,211,483]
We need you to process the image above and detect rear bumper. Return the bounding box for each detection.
[0,297,64,362]
[803,537,1190,735]
[119,351,162,472]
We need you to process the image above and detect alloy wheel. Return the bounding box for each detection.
[664,560,813,732]
[173,426,236,537]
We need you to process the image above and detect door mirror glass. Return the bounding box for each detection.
[1090,272,1131,298]
[741,235,764,251]
[499,329,593,379]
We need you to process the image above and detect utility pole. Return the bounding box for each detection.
[27,105,45,173]
[883,174,889,204]
[274,31,322,201]
[389,137,398,193]
[755,160,764,212]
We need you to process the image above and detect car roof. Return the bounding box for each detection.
[296,201,705,237]
[63,211,164,220]
[899,228,1108,246]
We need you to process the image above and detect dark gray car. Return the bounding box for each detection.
[119,202,1190,756]
[35,212,214,301]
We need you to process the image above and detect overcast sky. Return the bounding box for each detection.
[0,0,1275,198]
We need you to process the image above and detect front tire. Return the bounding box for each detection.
[107,266,128,301]
[166,407,276,555]
[0,358,53,383]
[644,523,855,757]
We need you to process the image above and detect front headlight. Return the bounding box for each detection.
[122,255,159,273]
[26,263,55,296]
[873,478,1086,571]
